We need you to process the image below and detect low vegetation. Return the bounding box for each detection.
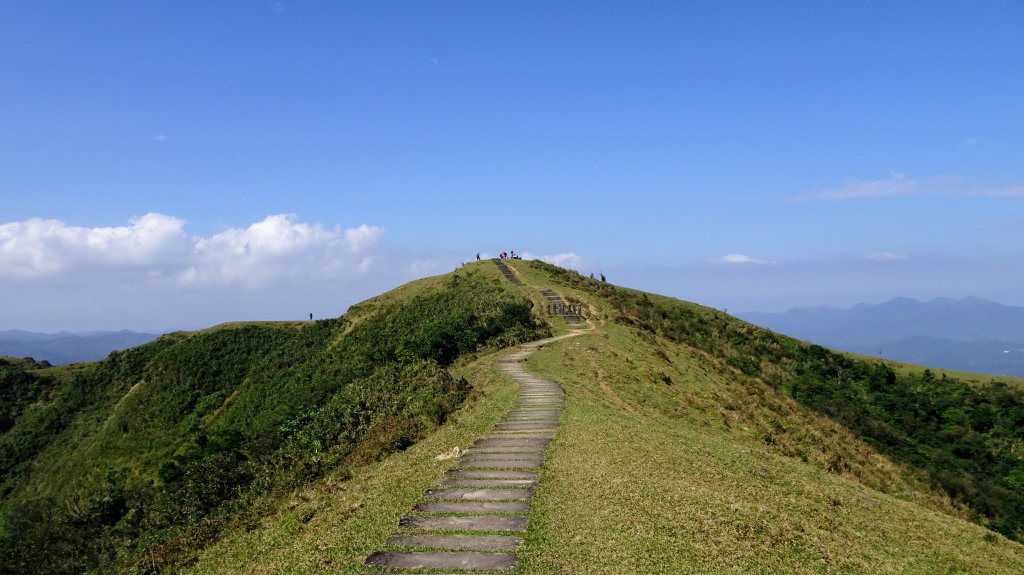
[523,259,1024,541]
[0,267,548,574]
[3,259,1022,574]
[490,260,1021,572]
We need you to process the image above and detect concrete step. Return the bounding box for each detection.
[386,533,523,551]
[424,488,533,501]
[413,501,529,513]
[399,514,528,531]
[366,550,516,570]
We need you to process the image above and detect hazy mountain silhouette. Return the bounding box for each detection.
[0,330,161,365]
[740,297,1024,377]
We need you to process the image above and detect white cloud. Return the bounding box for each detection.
[519,251,583,270]
[344,224,384,252]
[788,173,919,202]
[715,253,774,265]
[864,252,909,261]
[0,213,383,288]
[0,213,191,278]
[788,174,1024,202]
[0,214,500,331]
[184,215,382,288]
[962,182,1024,198]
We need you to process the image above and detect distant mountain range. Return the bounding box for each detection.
[739,296,1024,378]
[0,329,162,365]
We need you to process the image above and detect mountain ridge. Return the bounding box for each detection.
[2,263,1022,574]
[0,329,162,365]
[739,296,1024,377]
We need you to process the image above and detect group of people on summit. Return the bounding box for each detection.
[475,251,521,260]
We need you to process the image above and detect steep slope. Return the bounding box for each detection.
[0,265,549,575]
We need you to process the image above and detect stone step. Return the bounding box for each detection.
[446,470,539,480]
[386,534,523,551]
[518,395,563,399]
[458,459,541,469]
[485,430,556,436]
[460,458,544,467]
[460,453,543,461]
[465,446,546,454]
[399,514,528,531]
[518,393,564,399]
[492,424,559,431]
[488,433,556,439]
[438,478,537,488]
[366,550,516,571]
[474,438,550,447]
[414,501,529,513]
[424,488,532,501]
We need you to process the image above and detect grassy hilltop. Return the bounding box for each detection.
[2,260,1023,574]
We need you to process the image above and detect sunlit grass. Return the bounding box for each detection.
[517,326,1024,574]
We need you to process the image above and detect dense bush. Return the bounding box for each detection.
[0,270,548,574]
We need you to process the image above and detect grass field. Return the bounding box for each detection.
[173,260,1024,573]
[519,327,1024,574]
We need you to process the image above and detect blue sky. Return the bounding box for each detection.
[2,1,1023,331]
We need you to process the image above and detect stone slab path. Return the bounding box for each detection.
[492,259,522,284]
[360,332,575,574]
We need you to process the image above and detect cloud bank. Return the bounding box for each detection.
[0,213,445,331]
[0,213,383,287]
[715,253,775,265]
[527,252,584,270]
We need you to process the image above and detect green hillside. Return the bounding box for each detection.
[0,265,548,574]
[3,259,1023,574]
